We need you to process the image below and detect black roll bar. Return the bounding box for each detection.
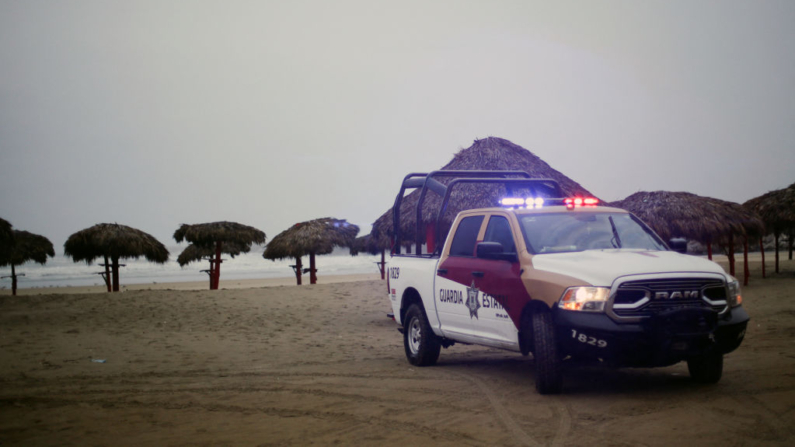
[391,170,563,255]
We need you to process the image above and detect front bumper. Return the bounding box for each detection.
[553,306,749,367]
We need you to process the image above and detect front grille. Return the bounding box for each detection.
[612,278,727,318]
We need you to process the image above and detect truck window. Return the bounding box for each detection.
[449,215,484,257]
[483,215,516,253]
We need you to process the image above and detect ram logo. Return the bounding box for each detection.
[655,290,700,299]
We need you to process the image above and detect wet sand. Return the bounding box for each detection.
[1,258,793,445]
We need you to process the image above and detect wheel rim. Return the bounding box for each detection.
[408,317,422,355]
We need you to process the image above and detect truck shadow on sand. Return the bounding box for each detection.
[436,354,719,396]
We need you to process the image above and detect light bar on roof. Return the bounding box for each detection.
[500,197,546,209]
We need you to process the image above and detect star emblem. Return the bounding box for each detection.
[466,280,481,319]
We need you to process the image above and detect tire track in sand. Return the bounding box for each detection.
[446,370,542,447]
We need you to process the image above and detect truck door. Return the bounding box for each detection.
[435,214,484,339]
[470,214,524,346]
[438,213,524,347]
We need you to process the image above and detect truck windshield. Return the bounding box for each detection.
[519,212,668,254]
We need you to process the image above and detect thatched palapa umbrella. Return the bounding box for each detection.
[349,233,391,280]
[744,182,795,273]
[371,137,596,252]
[264,217,359,285]
[0,229,55,295]
[177,241,251,288]
[0,217,11,244]
[64,223,169,292]
[611,191,764,284]
[174,221,266,290]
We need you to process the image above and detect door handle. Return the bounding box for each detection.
[472,271,485,278]
[437,268,448,275]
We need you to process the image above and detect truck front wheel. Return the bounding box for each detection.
[404,304,441,366]
[532,311,563,394]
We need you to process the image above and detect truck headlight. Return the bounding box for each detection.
[559,287,610,312]
[728,278,742,307]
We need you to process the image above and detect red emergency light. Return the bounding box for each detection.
[564,197,599,209]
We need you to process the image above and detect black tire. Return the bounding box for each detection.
[403,304,441,366]
[687,350,723,384]
[532,311,563,394]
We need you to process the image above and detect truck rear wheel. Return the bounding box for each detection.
[404,304,441,366]
[687,350,723,383]
[532,310,563,394]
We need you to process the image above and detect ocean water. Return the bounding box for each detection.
[0,245,385,289]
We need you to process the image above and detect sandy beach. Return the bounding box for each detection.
[1,257,794,446]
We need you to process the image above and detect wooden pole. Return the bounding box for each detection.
[212,241,222,290]
[728,236,736,277]
[775,232,780,274]
[760,237,766,279]
[789,229,793,260]
[743,235,749,286]
[104,255,111,292]
[309,251,317,284]
[426,224,435,254]
[205,258,215,289]
[707,242,713,260]
[295,256,303,285]
[112,255,120,292]
[11,263,17,296]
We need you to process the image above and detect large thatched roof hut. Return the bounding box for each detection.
[64,223,169,292]
[0,229,55,295]
[744,182,795,272]
[611,191,764,282]
[174,221,265,290]
[264,217,359,285]
[611,191,763,244]
[371,137,596,250]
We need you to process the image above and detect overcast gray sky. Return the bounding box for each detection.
[2,0,794,254]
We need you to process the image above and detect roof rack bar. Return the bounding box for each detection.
[433,177,563,254]
[392,170,563,255]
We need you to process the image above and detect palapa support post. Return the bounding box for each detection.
[111,255,120,292]
[425,224,435,254]
[11,264,17,296]
[294,256,303,285]
[309,251,317,285]
[743,235,750,286]
[204,254,218,290]
[211,241,223,290]
[707,242,713,261]
[760,237,766,278]
[775,232,780,274]
[103,255,111,292]
[789,229,793,261]
[727,237,736,277]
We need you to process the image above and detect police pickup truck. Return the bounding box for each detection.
[387,171,749,394]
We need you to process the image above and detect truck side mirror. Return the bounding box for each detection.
[669,238,688,254]
[476,242,517,262]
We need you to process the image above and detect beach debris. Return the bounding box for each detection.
[91,359,107,363]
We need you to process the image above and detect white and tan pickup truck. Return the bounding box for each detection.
[387,171,749,394]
